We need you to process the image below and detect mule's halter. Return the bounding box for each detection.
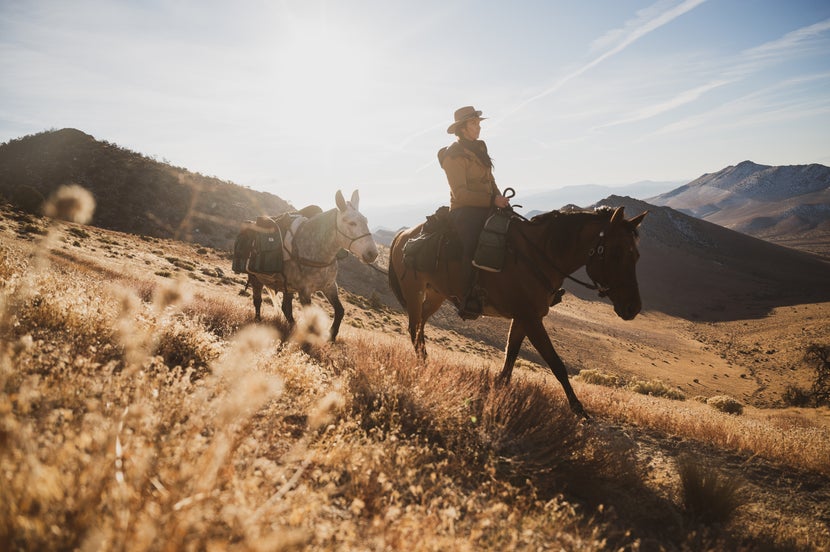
[336,215,373,257]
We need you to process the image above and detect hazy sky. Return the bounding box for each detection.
[2,0,829,215]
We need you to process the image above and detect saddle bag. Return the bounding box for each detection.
[402,206,453,272]
[473,210,511,272]
[403,232,443,272]
[232,230,252,273]
[249,229,284,274]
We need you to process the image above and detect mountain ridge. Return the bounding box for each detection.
[0,128,293,249]
[647,160,830,257]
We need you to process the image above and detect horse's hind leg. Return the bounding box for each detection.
[322,286,345,342]
[497,319,526,385]
[523,317,587,418]
[415,291,443,360]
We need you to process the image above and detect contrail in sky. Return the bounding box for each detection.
[497,0,708,125]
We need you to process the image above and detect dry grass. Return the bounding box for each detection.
[581,384,830,476]
[677,454,743,524]
[2,202,829,551]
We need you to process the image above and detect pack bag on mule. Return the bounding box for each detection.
[402,206,454,272]
[248,216,284,274]
[473,208,512,272]
[232,228,253,273]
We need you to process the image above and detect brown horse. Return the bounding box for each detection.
[388,205,647,417]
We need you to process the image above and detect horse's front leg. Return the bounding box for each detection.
[497,319,526,385]
[281,292,295,326]
[322,285,345,342]
[523,317,588,419]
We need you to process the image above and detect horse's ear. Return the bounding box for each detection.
[350,190,360,211]
[335,190,347,212]
[629,211,648,228]
[610,206,625,224]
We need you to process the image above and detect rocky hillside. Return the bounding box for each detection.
[588,195,830,320]
[647,161,830,257]
[0,129,293,248]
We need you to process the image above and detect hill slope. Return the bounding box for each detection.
[1,204,828,550]
[0,128,293,248]
[647,161,830,257]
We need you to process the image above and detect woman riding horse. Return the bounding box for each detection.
[438,106,511,319]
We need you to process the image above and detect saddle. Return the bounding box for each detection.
[402,207,460,272]
[402,207,513,274]
[232,205,324,274]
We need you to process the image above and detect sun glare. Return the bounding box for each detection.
[271,19,379,140]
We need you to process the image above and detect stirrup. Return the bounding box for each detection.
[457,295,482,320]
[550,288,566,306]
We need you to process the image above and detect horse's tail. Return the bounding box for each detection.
[388,230,407,309]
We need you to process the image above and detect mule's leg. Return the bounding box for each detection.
[322,285,345,342]
[497,319,526,385]
[250,277,264,322]
[523,317,587,418]
[281,292,295,325]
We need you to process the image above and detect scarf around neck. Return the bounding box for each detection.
[458,138,494,170]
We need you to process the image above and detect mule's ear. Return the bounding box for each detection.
[335,190,347,212]
[629,211,648,228]
[610,206,625,224]
[350,189,360,211]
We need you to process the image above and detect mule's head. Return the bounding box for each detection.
[585,206,647,321]
[335,189,379,264]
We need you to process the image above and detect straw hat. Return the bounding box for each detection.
[447,106,486,134]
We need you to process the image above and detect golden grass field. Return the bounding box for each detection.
[1,197,829,551]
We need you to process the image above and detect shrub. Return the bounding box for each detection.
[67,227,90,239]
[706,395,743,415]
[628,379,685,401]
[677,455,742,524]
[153,320,221,376]
[782,385,811,407]
[576,369,622,388]
[806,344,830,406]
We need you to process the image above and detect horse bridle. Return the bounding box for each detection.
[584,230,612,297]
[513,221,612,298]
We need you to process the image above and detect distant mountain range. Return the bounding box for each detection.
[647,160,830,257]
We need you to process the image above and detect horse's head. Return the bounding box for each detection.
[335,189,379,264]
[585,206,647,321]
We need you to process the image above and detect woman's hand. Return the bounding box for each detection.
[494,195,510,208]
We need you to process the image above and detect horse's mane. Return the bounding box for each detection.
[527,206,638,238]
[528,206,613,225]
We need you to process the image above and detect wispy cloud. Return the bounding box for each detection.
[743,17,830,61]
[498,0,708,123]
[594,79,732,130]
[649,71,830,137]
